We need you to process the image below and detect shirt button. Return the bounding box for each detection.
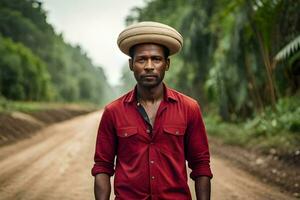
[151,176,155,180]
[146,129,150,133]
[124,133,128,136]
[175,131,179,135]
[150,160,154,164]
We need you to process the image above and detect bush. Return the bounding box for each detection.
[205,96,300,156]
[245,96,300,134]
[0,35,53,100]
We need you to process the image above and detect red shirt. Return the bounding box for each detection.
[92,84,212,200]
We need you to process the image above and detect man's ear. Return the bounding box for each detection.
[165,58,170,71]
[129,58,133,71]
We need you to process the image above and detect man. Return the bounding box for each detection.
[92,21,212,200]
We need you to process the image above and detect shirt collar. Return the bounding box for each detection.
[124,83,178,103]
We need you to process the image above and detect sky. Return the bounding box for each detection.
[41,0,145,86]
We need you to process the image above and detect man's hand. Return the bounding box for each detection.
[195,176,211,200]
[94,173,111,200]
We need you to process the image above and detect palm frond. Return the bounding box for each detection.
[275,35,300,61]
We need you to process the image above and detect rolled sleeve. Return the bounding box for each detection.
[185,101,213,180]
[91,107,117,177]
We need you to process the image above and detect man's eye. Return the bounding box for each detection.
[137,58,145,63]
[153,57,162,62]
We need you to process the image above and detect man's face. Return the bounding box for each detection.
[129,43,170,88]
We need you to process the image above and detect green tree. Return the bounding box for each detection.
[0,35,53,100]
[0,0,113,105]
[125,0,300,120]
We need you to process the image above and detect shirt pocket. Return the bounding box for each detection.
[117,126,138,138]
[163,126,186,136]
[160,125,186,155]
[116,126,140,158]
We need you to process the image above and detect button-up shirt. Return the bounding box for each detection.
[92,84,212,200]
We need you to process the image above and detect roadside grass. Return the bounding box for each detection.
[204,96,300,159]
[0,96,99,114]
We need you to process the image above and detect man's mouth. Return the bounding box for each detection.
[142,74,157,78]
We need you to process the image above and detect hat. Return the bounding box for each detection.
[117,21,183,56]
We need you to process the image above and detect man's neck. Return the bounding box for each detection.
[137,83,164,103]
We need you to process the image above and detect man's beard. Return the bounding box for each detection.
[136,74,164,89]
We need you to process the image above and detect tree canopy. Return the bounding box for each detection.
[126,0,300,120]
[0,0,112,105]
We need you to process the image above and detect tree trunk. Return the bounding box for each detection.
[256,31,277,109]
[244,53,264,112]
[245,0,277,110]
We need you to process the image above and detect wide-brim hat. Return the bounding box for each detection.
[117,21,183,56]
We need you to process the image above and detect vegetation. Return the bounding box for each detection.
[206,97,300,157]
[0,0,113,105]
[117,64,136,96]
[125,0,300,156]
[0,35,52,100]
[0,96,98,113]
[126,0,300,118]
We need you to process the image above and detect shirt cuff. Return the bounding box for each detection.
[91,163,115,177]
[190,166,213,180]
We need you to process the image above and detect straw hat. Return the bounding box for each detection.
[117,21,183,56]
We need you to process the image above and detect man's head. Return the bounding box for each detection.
[117,21,183,88]
[129,43,170,88]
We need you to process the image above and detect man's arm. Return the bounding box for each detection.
[185,102,212,198]
[94,173,111,200]
[195,176,211,200]
[92,108,116,199]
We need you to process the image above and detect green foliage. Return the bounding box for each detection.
[0,6,54,59]
[0,0,113,105]
[0,0,50,31]
[124,0,300,155]
[245,96,300,134]
[205,96,300,155]
[275,35,300,61]
[0,95,99,113]
[125,0,300,120]
[118,64,136,95]
[0,35,53,100]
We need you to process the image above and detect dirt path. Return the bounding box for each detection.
[0,111,296,200]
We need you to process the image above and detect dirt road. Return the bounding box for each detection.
[0,111,296,200]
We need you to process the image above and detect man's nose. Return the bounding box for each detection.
[144,59,154,70]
